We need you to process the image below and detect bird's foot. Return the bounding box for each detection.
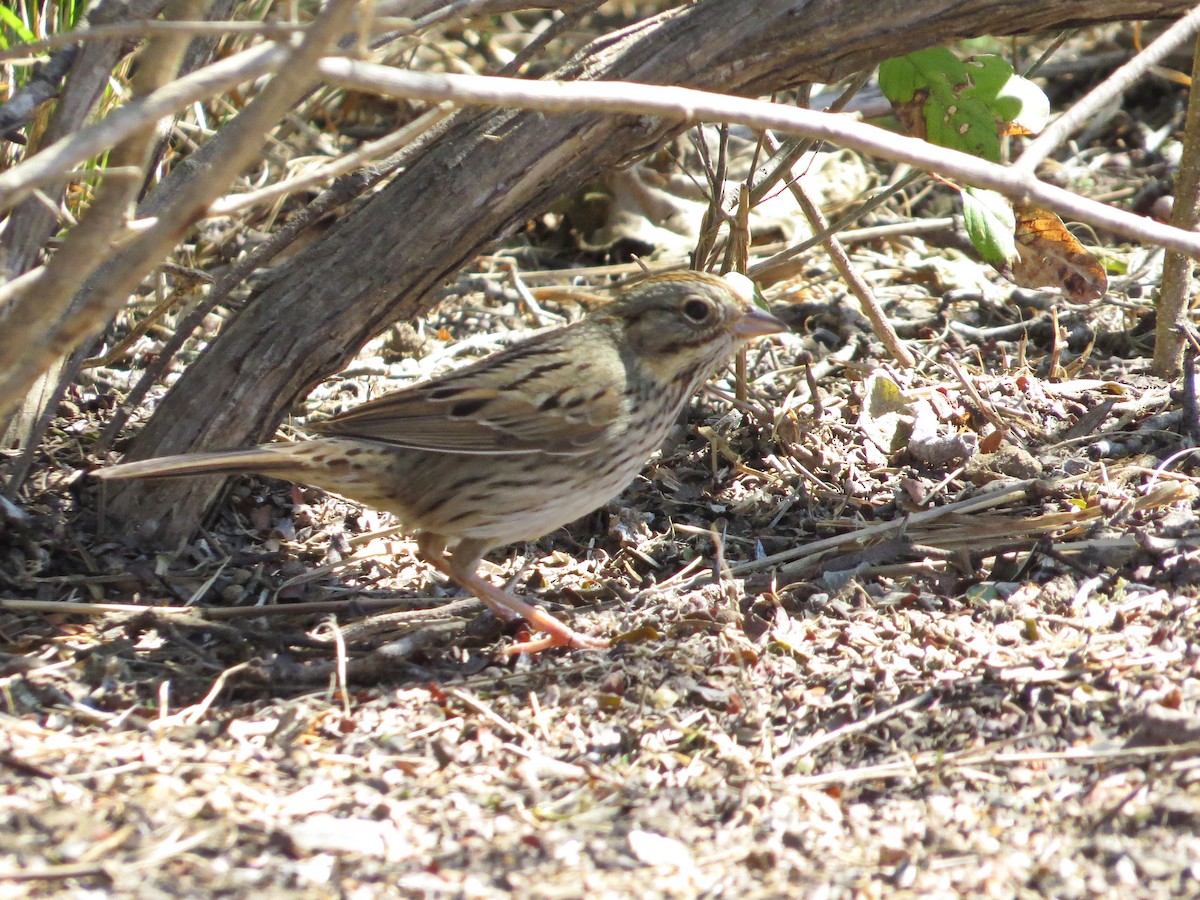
[500,616,611,657]
[418,535,609,655]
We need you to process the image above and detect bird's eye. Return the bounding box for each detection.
[681,297,713,323]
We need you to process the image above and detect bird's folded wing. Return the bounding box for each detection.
[313,356,623,455]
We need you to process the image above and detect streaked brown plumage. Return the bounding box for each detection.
[96,271,786,653]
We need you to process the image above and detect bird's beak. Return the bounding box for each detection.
[734,306,788,339]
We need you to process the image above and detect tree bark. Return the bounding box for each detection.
[104,0,1196,541]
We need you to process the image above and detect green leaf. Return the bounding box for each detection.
[879,49,1050,161]
[0,6,35,47]
[879,47,966,103]
[962,187,1016,267]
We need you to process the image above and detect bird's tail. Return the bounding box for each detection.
[94,445,303,482]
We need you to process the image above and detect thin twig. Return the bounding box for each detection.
[1152,30,1200,377]
[1016,6,1200,173]
[764,130,914,366]
[313,60,1200,257]
[0,42,288,212]
[0,45,79,140]
[208,102,454,216]
[772,691,935,773]
[448,687,540,745]
[0,595,448,619]
[0,17,416,64]
[0,0,362,426]
[749,169,926,285]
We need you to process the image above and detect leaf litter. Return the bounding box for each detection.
[3,31,1200,900]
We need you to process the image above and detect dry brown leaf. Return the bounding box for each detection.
[1005,206,1108,302]
[892,89,930,139]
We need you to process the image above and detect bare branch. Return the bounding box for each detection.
[0,47,79,141]
[1153,32,1200,376]
[315,59,1200,257]
[763,130,915,367]
[0,42,288,213]
[207,103,455,216]
[1016,6,1200,173]
[0,0,364,426]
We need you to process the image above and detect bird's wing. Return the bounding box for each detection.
[313,326,625,455]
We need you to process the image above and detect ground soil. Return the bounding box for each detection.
[3,20,1200,900]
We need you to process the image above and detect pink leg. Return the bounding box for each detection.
[416,533,609,654]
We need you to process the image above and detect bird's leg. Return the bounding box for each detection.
[415,533,518,623]
[416,533,609,654]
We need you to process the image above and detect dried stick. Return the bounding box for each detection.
[1152,32,1200,377]
[0,41,288,212]
[763,130,914,367]
[313,60,1200,257]
[1,0,203,459]
[0,47,79,141]
[1016,6,1200,174]
[0,0,361,427]
[6,52,1200,258]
